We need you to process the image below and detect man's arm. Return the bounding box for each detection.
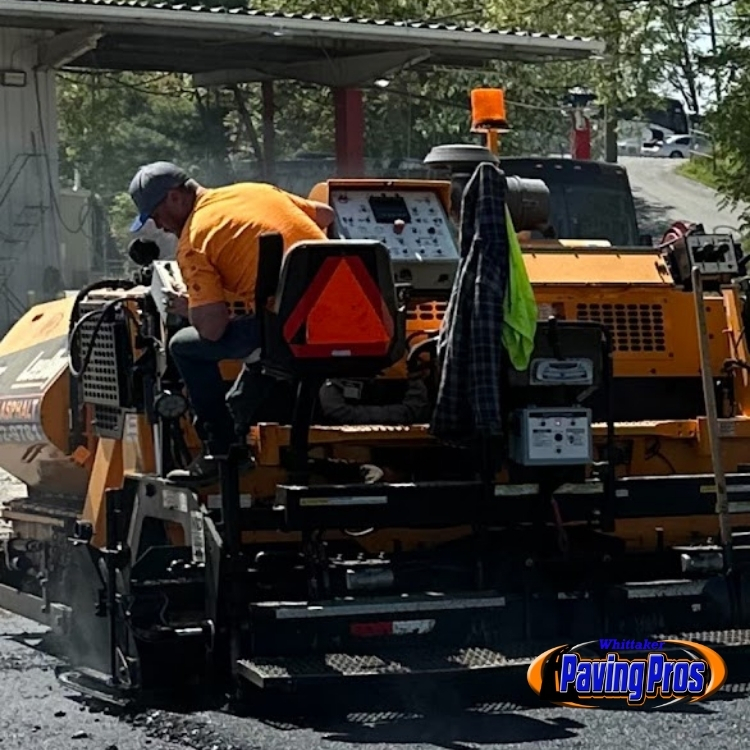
[285,191,334,230]
[179,247,229,341]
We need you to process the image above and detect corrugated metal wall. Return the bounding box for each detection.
[0,27,61,334]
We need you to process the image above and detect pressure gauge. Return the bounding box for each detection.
[154,390,189,420]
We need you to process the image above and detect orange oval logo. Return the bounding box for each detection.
[527,640,727,708]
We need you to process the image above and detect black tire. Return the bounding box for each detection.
[669,150,684,158]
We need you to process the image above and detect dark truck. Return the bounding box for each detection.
[402,147,651,247]
[497,157,650,247]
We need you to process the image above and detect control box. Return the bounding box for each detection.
[329,187,460,292]
[671,233,738,283]
[509,407,592,466]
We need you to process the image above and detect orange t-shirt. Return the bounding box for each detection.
[176,182,326,311]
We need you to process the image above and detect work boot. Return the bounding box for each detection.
[166,452,254,488]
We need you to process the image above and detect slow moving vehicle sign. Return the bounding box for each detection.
[283,253,394,358]
[527,639,727,708]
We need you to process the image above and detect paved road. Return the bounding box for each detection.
[2,604,750,750]
[619,155,748,240]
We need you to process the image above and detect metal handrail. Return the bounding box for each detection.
[0,153,42,211]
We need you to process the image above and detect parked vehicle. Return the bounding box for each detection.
[617,122,675,156]
[641,134,692,158]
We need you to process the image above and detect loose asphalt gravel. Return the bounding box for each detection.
[2,158,750,749]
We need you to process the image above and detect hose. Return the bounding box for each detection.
[68,298,123,379]
[68,279,136,379]
[68,278,136,338]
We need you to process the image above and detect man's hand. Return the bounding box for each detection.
[166,290,189,318]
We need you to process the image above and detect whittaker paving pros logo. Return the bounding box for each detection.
[527,638,727,708]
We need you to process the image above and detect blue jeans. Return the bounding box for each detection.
[169,315,261,452]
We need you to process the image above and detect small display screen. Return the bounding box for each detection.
[368,195,411,224]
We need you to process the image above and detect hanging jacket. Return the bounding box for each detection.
[430,162,537,446]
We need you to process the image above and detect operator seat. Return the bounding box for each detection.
[261,236,406,379]
[227,234,407,438]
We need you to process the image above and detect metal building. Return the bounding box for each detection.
[0,26,62,334]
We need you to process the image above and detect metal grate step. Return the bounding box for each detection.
[238,644,544,689]
[655,629,750,647]
[239,630,750,689]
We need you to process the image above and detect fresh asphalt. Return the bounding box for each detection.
[2,158,749,748]
[2,601,750,750]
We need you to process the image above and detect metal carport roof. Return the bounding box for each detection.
[0,1,605,87]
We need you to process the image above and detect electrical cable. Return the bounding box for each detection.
[645,437,677,474]
[33,70,91,237]
[68,279,137,378]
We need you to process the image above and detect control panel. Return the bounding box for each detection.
[685,233,738,278]
[329,188,460,292]
[668,232,739,286]
[509,407,592,466]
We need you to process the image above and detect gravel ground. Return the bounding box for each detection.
[2,162,749,748]
[0,604,749,750]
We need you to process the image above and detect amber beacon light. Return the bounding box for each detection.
[470,87,510,155]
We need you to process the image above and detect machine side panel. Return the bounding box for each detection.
[82,437,124,549]
[0,297,87,493]
[0,297,75,357]
[533,285,729,377]
[523,249,673,285]
[722,286,750,416]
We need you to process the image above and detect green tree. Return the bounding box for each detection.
[58,71,238,245]
[56,0,730,248]
[693,2,750,226]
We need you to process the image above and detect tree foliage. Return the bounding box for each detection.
[55,0,737,245]
[692,2,750,226]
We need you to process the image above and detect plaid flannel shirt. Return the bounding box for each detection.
[430,162,510,445]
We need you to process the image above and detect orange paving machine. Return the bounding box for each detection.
[1,137,750,702]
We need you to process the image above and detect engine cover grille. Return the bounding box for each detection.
[575,302,666,353]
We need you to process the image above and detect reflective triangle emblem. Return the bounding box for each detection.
[283,255,393,358]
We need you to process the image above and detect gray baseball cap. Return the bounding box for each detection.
[128,161,189,232]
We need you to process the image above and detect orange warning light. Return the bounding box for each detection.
[471,88,510,133]
[283,255,394,358]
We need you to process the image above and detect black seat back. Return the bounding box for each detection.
[255,232,284,314]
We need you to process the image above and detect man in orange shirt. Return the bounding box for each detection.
[128,162,334,486]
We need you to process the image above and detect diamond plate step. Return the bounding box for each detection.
[238,644,544,689]
[238,630,750,689]
[655,630,750,648]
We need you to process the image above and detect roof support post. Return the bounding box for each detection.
[262,81,276,183]
[333,88,365,178]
